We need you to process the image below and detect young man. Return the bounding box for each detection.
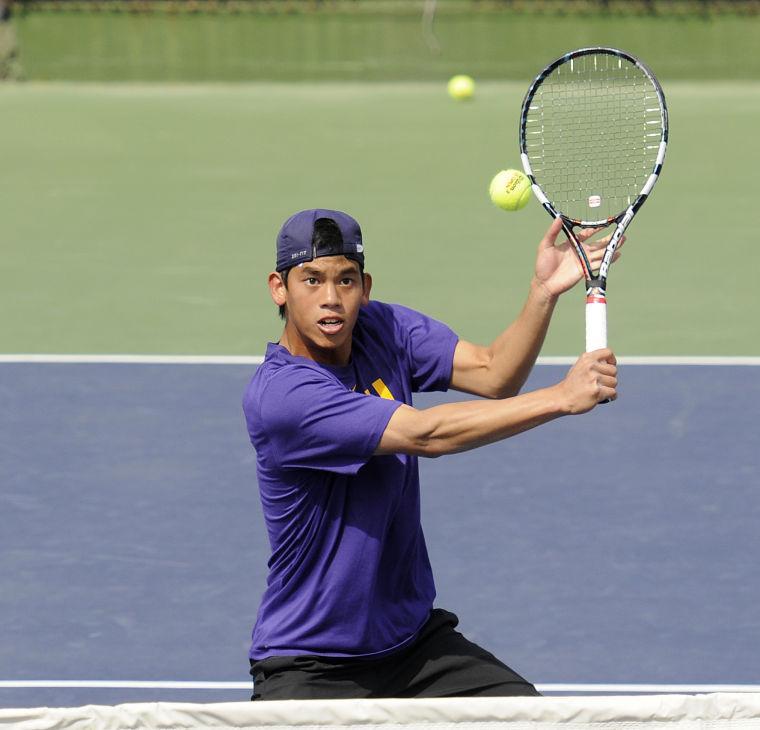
[243,208,619,700]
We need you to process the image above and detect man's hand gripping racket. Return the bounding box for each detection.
[520,47,668,366]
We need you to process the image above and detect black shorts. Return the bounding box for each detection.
[250,608,540,700]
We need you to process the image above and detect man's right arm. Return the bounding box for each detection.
[375,349,617,457]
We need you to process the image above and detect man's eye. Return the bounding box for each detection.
[341,278,355,285]
[306,277,318,285]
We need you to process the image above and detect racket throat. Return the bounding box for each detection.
[585,279,607,300]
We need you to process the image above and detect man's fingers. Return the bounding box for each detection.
[586,351,617,375]
[595,362,618,377]
[592,352,618,400]
[576,225,608,243]
[540,216,564,249]
[601,379,618,394]
[565,349,619,412]
[600,386,617,403]
[587,347,616,365]
[584,234,626,253]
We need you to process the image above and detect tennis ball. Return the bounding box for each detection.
[447,75,475,101]
[489,169,532,211]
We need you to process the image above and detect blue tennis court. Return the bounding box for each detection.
[1,361,758,708]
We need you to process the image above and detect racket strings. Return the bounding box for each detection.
[523,52,665,222]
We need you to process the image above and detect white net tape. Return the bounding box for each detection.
[2,694,760,730]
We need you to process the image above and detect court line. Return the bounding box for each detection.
[2,680,760,694]
[0,355,267,365]
[539,684,760,694]
[0,355,759,366]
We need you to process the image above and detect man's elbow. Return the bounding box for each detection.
[417,438,448,458]
[414,414,459,458]
[406,421,448,458]
[381,408,450,458]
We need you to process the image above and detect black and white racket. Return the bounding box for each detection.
[519,47,668,352]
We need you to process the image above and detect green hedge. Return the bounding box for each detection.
[12,3,760,80]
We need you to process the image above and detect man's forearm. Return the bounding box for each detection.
[377,384,566,457]
[379,349,617,458]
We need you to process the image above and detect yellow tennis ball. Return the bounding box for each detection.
[447,75,475,101]
[489,169,532,211]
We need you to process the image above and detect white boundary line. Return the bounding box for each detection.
[0,355,266,365]
[0,355,758,366]
[1,680,760,694]
[0,681,251,690]
[538,684,760,694]
[539,356,760,366]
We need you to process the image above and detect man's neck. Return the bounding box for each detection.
[279,327,352,367]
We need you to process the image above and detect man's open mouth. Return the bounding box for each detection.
[317,318,344,335]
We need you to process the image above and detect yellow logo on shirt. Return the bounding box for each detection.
[363,378,395,400]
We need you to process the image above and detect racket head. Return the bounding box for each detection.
[519,47,668,228]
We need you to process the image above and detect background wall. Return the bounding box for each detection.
[12,1,760,81]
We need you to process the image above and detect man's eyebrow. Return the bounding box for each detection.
[337,266,360,276]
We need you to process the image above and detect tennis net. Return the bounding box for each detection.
[2,693,760,729]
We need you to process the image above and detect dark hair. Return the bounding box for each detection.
[277,217,364,320]
[313,217,345,256]
[278,268,290,320]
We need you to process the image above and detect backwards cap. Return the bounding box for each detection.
[275,209,364,273]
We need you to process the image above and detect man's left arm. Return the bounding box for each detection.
[450,218,623,399]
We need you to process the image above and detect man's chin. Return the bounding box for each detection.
[305,332,351,363]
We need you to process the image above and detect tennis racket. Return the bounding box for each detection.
[519,47,668,352]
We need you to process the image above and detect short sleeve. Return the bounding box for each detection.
[390,304,459,393]
[255,367,402,474]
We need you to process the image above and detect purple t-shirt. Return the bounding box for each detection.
[242,300,459,660]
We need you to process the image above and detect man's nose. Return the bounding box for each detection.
[322,282,340,306]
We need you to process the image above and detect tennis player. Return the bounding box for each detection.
[243,209,619,700]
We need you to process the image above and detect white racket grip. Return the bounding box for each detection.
[585,291,607,352]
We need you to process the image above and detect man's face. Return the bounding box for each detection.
[271,256,371,366]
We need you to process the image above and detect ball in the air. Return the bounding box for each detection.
[447,74,475,101]
[489,169,532,211]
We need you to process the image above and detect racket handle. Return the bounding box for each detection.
[585,288,607,352]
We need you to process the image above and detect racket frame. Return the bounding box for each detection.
[519,47,668,351]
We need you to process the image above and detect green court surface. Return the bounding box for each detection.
[1,80,758,356]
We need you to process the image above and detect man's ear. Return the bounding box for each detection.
[361,272,372,305]
[268,272,287,307]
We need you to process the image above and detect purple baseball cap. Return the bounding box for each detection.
[276,209,365,272]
